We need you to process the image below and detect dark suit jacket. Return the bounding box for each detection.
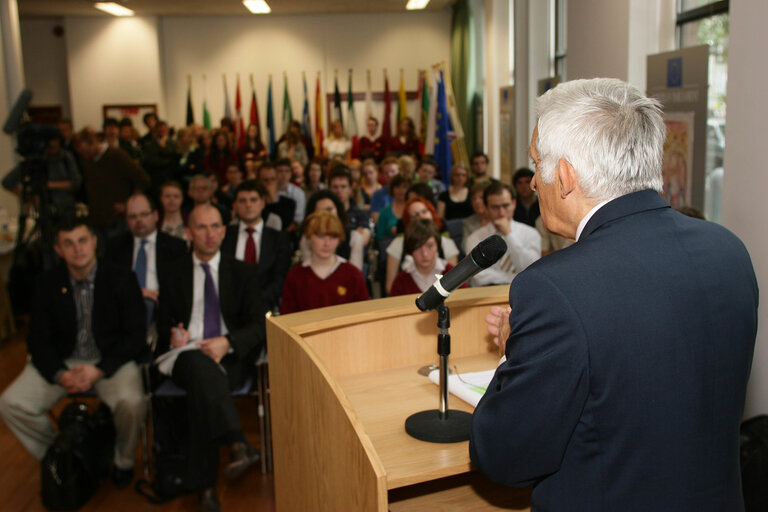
[221,223,291,311]
[156,253,265,376]
[470,190,758,511]
[28,261,147,384]
[105,230,188,293]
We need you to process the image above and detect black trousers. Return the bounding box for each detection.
[171,350,245,490]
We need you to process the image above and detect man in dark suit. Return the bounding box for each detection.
[221,180,291,313]
[470,78,758,511]
[157,204,265,512]
[0,218,147,489]
[106,192,187,330]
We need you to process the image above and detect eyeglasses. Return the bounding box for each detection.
[127,211,153,221]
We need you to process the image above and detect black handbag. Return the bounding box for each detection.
[40,402,115,511]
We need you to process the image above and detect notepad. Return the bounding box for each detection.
[428,368,496,407]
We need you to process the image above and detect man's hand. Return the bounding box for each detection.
[60,365,104,393]
[493,217,512,236]
[142,288,159,303]
[486,305,512,356]
[198,336,231,363]
[171,323,190,348]
[59,370,81,394]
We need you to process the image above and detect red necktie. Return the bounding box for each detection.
[244,227,257,265]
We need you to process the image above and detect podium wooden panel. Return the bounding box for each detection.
[267,286,532,511]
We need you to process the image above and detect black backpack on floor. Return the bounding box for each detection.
[41,402,116,511]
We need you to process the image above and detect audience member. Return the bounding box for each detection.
[142,120,178,195]
[187,174,231,225]
[370,156,401,223]
[390,117,419,156]
[239,123,267,160]
[176,127,203,182]
[398,154,417,181]
[303,190,366,271]
[277,121,309,167]
[385,197,459,294]
[465,181,541,286]
[221,180,292,313]
[470,152,491,185]
[275,158,306,224]
[323,119,352,161]
[302,159,326,200]
[139,112,158,148]
[290,159,305,187]
[358,117,383,162]
[347,158,362,204]
[205,130,240,185]
[258,163,296,232]
[462,181,491,252]
[390,219,466,296]
[357,159,381,210]
[416,156,446,200]
[222,163,244,201]
[157,180,188,242]
[406,182,435,205]
[157,204,264,511]
[328,164,372,236]
[0,217,147,489]
[512,167,540,227]
[118,118,142,163]
[103,117,120,148]
[437,162,473,220]
[374,173,411,241]
[280,211,369,314]
[58,118,76,155]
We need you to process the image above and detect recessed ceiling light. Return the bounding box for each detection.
[94,2,135,16]
[406,0,430,10]
[243,0,271,14]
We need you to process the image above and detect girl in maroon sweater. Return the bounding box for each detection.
[281,211,369,314]
[390,219,466,297]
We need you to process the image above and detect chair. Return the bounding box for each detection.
[444,218,465,260]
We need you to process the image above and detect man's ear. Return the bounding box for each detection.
[53,244,63,259]
[557,158,578,198]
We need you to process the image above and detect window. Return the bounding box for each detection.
[677,0,728,222]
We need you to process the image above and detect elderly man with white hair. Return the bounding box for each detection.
[470,78,758,511]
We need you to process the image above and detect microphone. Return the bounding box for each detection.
[3,89,33,134]
[415,234,507,311]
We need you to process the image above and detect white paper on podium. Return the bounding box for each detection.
[428,368,496,407]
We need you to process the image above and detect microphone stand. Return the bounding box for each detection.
[405,303,472,443]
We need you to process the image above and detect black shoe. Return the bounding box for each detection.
[199,488,221,512]
[111,467,133,489]
[225,441,260,480]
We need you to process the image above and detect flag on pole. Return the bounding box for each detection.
[397,69,408,122]
[347,69,359,157]
[333,73,343,128]
[418,70,429,142]
[434,70,453,189]
[314,72,324,155]
[235,74,245,148]
[186,75,194,126]
[381,70,392,154]
[424,68,438,155]
[223,74,232,120]
[266,75,275,158]
[282,72,293,136]
[301,71,313,153]
[364,69,373,122]
[249,74,259,127]
[202,74,211,130]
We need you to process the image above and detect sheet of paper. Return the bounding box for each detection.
[428,368,496,407]
[155,342,200,375]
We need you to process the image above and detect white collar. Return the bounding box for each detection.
[239,219,263,234]
[575,201,609,241]
[133,229,157,246]
[193,250,221,270]
[302,255,346,275]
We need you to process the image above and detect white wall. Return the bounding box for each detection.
[160,11,450,140]
[64,16,165,129]
[568,0,630,81]
[19,17,70,116]
[722,0,768,418]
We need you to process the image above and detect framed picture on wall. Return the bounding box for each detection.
[102,104,157,130]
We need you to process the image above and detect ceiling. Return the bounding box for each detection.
[18,0,454,17]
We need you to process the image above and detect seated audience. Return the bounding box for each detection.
[322,119,352,160]
[280,211,369,314]
[462,181,491,252]
[157,180,188,242]
[374,173,411,241]
[416,156,446,199]
[465,181,541,286]
[390,219,466,296]
[357,158,381,210]
[302,190,366,271]
[512,167,540,227]
[437,163,473,220]
[369,157,401,223]
[157,204,264,512]
[221,180,292,313]
[275,158,306,224]
[0,217,147,489]
[258,163,296,232]
[187,173,231,225]
[277,121,309,167]
[385,197,459,294]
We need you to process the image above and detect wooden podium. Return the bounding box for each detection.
[267,286,532,511]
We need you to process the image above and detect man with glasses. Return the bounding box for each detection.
[464,181,541,286]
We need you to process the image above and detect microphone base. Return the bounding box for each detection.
[405,409,472,443]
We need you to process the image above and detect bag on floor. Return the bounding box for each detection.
[40,402,115,510]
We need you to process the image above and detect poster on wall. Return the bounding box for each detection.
[102,104,157,130]
[662,111,695,208]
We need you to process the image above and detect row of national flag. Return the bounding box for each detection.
[185,67,460,183]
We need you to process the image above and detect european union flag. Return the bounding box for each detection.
[434,71,453,189]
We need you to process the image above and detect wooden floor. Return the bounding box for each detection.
[0,322,276,512]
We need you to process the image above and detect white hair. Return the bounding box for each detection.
[535,78,665,202]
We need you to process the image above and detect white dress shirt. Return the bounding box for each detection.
[188,251,229,342]
[575,201,609,241]
[234,220,263,262]
[132,230,158,291]
[465,219,542,287]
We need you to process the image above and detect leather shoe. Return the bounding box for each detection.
[199,488,221,512]
[111,467,133,489]
[225,441,260,480]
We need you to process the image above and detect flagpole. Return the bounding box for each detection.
[437,61,468,166]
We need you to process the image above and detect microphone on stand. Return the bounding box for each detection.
[415,234,507,311]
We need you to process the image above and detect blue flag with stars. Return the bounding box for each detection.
[434,71,453,189]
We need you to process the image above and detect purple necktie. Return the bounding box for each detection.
[201,262,222,339]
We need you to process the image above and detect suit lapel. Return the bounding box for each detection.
[57,265,78,338]
[218,256,233,328]
[181,256,194,327]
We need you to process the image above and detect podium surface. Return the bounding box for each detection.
[267,286,532,511]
